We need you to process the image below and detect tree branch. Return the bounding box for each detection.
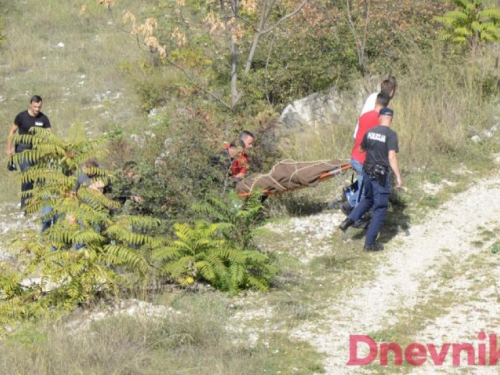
[162,56,233,110]
[244,0,308,74]
[260,0,309,35]
[346,0,364,67]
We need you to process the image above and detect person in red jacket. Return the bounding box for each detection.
[225,130,255,179]
[349,93,390,210]
[222,141,246,178]
[211,130,255,186]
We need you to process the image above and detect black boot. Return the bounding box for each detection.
[339,218,354,232]
[363,243,384,252]
[341,201,353,216]
[353,218,370,230]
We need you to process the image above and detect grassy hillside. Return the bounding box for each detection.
[1,1,500,373]
[0,0,176,202]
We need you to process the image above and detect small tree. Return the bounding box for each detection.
[89,0,309,109]
[0,129,161,327]
[435,0,500,55]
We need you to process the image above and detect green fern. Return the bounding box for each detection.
[435,0,500,53]
[153,220,277,293]
[192,191,265,249]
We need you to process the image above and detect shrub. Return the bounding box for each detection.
[0,129,162,326]
[153,220,277,294]
[192,192,265,249]
[1,129,279,327]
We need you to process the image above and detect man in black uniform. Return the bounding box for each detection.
[339,107,402,252]
[5,95,52,211]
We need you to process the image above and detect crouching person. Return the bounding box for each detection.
[70,158,111,250]
[339,108,403,252]
[210,130,255,189]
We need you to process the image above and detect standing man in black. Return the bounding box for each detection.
[339,107,402,252]
[5,95,52,211]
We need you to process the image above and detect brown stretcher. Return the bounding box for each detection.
[236,159,352,197]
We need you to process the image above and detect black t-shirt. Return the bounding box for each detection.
[14,110,51,135]
[361,125,399,171]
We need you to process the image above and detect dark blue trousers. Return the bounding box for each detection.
[348,173,390,246]
[16,145,33,210]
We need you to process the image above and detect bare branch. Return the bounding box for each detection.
[233,13,259,32]
[264,32,276,104]
[346,0,370,71]
[262,0,278,25]
[163,56,233,110]
[260,0,309,35]
[345,0,362,65]
[244,0,308,74]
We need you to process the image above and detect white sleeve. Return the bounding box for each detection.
[353,92,378,139]
[360,92,378,116]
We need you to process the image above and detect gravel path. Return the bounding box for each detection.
[289,177,500,373]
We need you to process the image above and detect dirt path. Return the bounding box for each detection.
[290,176,500,373]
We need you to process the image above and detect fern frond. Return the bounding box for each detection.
[479,8,500,21]
[114,215,161,230]
[438,33,453,41]
[195,260,216,281]
[192,202,228,222]
[453,0,470,9]
[152,246,182,262]
[205,254,228,278]
[77,187,121,210]
[211,247,246,263]
[230,263,245,284]
[103,245,150,273]
[246,275,269,291]
[455,26,473,36]
[243,250,269,263]
[471,20,481,31]
[162,256,195,278]
[444,10,469,22]
[72,230,106,245]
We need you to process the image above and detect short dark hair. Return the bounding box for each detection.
[84,158,101,178]
[380,77,397,97]
[30,95,43,103]
[376,93,390,107]
[239,130,255,142]
[84,157,100,168]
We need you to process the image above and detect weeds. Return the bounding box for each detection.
[0,293,323,375]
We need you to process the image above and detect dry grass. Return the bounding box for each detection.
[0,292,323,375]
[1,2,500,373]
[0,0,182,203]
[283,45,500,190]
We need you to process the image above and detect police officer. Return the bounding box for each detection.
[339,107,402,252]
